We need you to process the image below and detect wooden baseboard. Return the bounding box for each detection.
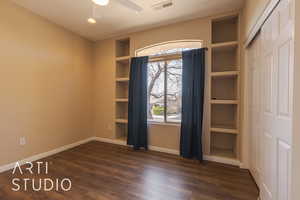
[0,137,94,173]
[93,137,180,155]
[0,136,243,173]
[94,137,241,166]
[204,155,241,166]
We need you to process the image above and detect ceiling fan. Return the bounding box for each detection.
[92,0,143,12]
[88,0,143,24]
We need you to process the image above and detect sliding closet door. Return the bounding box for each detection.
[259,0,294,199]
[248,0,294,199]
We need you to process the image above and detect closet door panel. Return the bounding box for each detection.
[274,0,293,199]
[261,13,276,200]
[277,41,291,116]
[259,0,294,199]
[277,140,291,200]
[248,0,294,199]
[248,33,263,184]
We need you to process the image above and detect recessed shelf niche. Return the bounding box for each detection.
[116,59,130,79]
[211,75,238,100]
[116,82,129,99]
[116,103,128,119]
[116,38,130,58]
[116,123,127,141]
[211,132,237,159]
[212,44,238,72]
[212,16,238,44]
[211,104,237,131]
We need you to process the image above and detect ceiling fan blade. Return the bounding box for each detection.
[115,0,143,12]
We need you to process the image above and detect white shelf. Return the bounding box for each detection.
[211,41,238,51]
[211,71,239,78]
[115,98,128,102]
[116,78,129,82]
[116,136,127,142]
[115,119,128,124]
[116,56,130,62]
[210,100,238,104]
[211,147,236,159]
[211,127,238,135]
[206,154,240,166]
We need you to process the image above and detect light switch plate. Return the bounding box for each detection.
[20,137,26,146]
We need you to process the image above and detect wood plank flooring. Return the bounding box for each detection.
[0,141,259,200]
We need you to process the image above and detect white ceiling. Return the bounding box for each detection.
[11,0,244,41]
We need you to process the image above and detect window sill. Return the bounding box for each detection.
[147,121,181,127]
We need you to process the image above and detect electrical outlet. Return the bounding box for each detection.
[20,137,26,146]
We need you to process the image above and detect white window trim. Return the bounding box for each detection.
[147,120,181,127]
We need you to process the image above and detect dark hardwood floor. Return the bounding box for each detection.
[0,141,259,200]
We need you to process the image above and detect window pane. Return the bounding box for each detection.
[148,61,165,122]
[166,59,182,122]
[136,41,202,57]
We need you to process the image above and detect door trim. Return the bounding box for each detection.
[244,0,281,47]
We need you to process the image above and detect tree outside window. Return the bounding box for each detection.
[136,41,202,123]
[147,59,182,123]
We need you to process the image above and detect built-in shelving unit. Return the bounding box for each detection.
[115,38,131,141]
[209,14,240,162]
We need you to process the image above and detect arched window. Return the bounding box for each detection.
[136,40,202,123]
[136,40,202,57]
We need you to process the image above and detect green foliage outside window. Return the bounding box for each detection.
[152,105,164,115]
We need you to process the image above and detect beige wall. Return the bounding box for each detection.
[244,0,271,35]
[0,0,241,166]
[0,0,93,166]
[93,17,212,152]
